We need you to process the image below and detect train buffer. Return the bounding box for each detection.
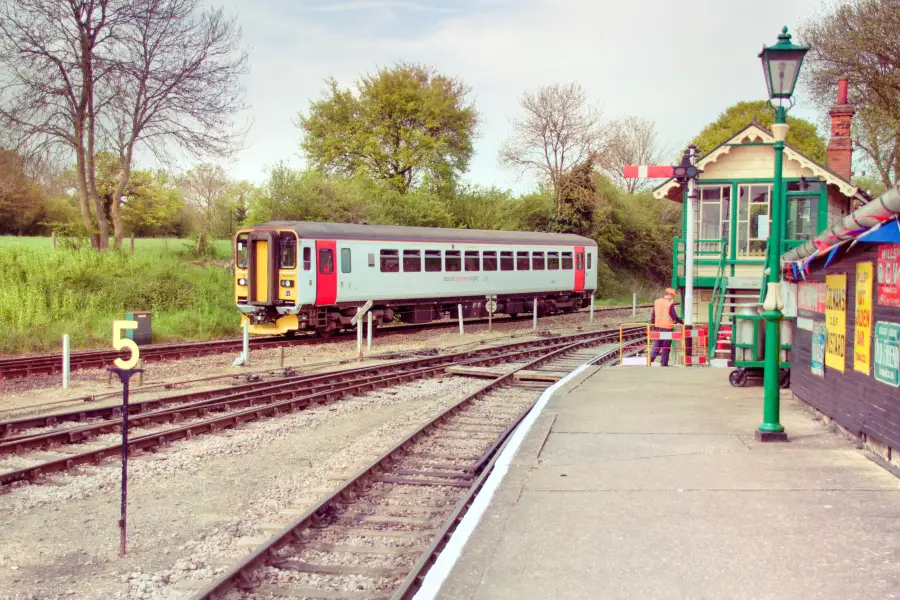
[424,367,900,600]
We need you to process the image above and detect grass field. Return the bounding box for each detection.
[0,235,233,258]
[0,236,237,354]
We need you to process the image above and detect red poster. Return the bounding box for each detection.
[877,244,900,307]
[798,282,826,313]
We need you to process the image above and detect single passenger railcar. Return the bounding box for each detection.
[234,222,598,336]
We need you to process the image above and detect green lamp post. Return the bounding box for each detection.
[756,26,808,442]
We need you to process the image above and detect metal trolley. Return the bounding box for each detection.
[729,311,792,388]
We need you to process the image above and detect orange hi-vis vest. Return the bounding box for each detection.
[654,298,675,330]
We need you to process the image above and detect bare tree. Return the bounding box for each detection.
[179,163,231,234]
[853,107,900,190]
[0,0,248,250]
[599,116,668,193]
[500,83,610,214]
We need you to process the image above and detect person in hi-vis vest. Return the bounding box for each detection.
[649,288,683,367]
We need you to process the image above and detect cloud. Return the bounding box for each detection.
[305,0,454,13]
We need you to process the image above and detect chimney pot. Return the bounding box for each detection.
[837,78,849,105]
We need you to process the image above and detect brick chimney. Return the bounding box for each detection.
[827,78,855,179]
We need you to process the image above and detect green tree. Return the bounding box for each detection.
[691,101,827,162]
[120,171,186,237]
[298,63,478,193]
[0,149,47,234]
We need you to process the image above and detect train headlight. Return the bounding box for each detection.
[237,278,247,286]
[280,279,293,287]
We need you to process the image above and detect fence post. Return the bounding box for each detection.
[136,359,143,386]
[533,298,538,331]
[367,312,373,352]
[487,295,492,332]
[52,232,57,250]
[458,304,464,335]
[62,334,70,389]
[632,292,637,316]
[278,346,284,368]
[590,295,595,323]
[242,321,250,366]
[357,311,363,361]
[130,232,135,254]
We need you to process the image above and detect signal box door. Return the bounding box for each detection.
[574,246,585,292]
[315,240,338,305]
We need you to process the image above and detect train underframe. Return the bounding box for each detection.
[242,291,592,337]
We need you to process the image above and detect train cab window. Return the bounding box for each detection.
[547,252,559,270]
[403,250,422,272]
[516,251,530,270]
[445,250,461,272]
[587,252,592,269]
[236,234,249,268]
[532,252,545,270]
[303,247,311,271]
[483,251,497,271]
[464,251,480,271]
[279,234,297,268]
[561,252,573,269]
[576,252,584,270]
[380,249,400,272]
[319,248,334,274]
[340,248,351,273]
[425,250,442,272]
[500,251,514,271]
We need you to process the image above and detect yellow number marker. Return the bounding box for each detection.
[112,320,140,369]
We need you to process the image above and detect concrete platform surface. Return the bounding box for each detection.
[436,367,900,600]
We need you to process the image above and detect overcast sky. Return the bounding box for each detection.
[211,0,833,192]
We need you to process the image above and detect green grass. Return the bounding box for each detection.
[0,238,238,354]
[0,235,233,259]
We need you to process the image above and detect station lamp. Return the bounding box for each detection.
[759,27,809,104]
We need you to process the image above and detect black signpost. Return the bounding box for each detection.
[107,366,143,556]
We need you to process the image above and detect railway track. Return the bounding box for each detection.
[189,337,633,600]
[0,327,644,489]
[0,305,652,380]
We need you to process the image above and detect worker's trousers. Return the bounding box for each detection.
[649,327,673,366]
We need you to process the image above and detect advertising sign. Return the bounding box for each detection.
[874,322,900,387]
[798,282,826,313]
[811,322,826,377]
[854,262,874,374]
[825,274,847,373]
[877,244,900,307]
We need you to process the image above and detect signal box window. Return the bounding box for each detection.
[403,250,422,272]
[319,248,334,274]
[532,252,545,270]
[516,251,529,270]
[483,251,498,271]
[303,247,311,271]
[500,251,514,271]
[279,234,297,268]
[561,252,573,269]
[425,250,442,272]
[464,251,480,271]
[340,248,351,273]
[445,250,461,272]
[236,234,249,268]
[547,252,559,270]
[380,249,399,272]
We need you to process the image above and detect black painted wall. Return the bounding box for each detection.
[791,245,900,448]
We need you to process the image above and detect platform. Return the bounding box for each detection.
[432,367,900,600]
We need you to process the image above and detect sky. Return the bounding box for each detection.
[210,0,833,193]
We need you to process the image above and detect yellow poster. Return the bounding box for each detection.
[825,274,847,372]
[854,263,874,374]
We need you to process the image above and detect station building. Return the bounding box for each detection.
[652,80,870,362]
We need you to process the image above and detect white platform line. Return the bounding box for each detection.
[411,362,592,600]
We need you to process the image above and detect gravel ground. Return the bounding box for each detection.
[0,375,491,600]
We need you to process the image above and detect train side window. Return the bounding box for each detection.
[403,250,422,272]
[303,247,311,271]
[368,253,375,267]
[380,249,399,272]
[576,252,584,270]
[561,252,573,269]
[516,251,529,270]
[500,251,514,271]
[279,233,297,268]
[425,250,442,272]
[587,252,592,269]
[236,233,249,268]
[547,252,559,270]
[483,251,497,271]
[319,248,334,274]
[445,250,461,272]
[464,250,480,271]
[340,248,351,273]
[532,252,545,270]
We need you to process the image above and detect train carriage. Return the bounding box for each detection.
[234,222,598,336]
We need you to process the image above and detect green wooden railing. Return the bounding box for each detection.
[706,237,729,356]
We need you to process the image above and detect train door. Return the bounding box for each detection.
[315,240,338,305]
[299,240,316,302]
[248,230,277,305]
[574,246,585,292]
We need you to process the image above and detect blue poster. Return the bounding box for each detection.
[811,321,826,377]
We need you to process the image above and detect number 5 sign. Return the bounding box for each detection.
[112,320,140,369]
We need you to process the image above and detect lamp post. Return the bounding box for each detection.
[756,26,808,442]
